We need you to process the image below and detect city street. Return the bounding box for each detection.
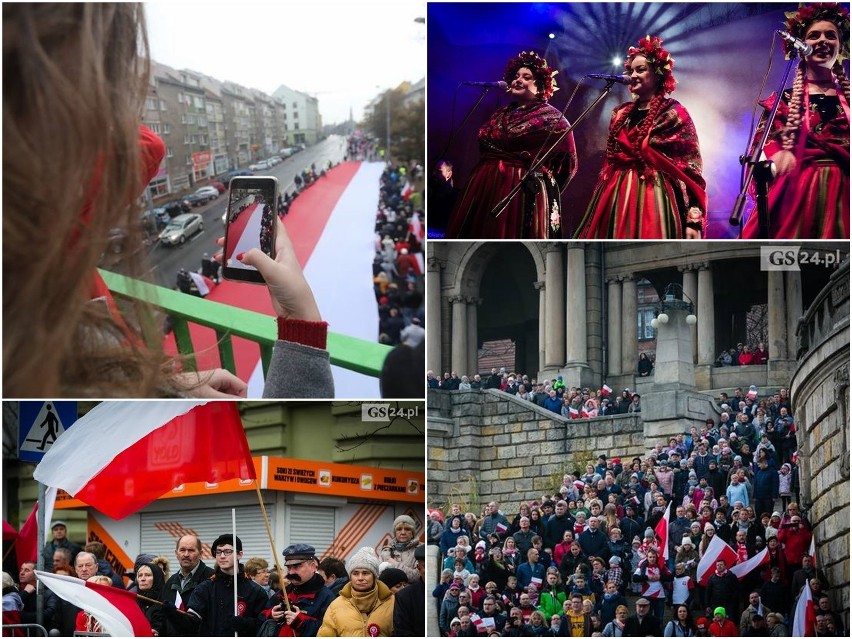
[107,135,348,288]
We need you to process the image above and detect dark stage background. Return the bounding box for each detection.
[427,2,849,238]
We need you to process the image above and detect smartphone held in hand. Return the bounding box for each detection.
[222,176,278,284]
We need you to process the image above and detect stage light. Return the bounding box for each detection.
[612,56,622,67]
[549,32,556,39]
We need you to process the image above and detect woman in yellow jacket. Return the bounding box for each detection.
[318,547,395,636]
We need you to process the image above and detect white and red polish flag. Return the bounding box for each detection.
[601,384,613,396]
[808,534,817,568]
[696,534,739,586]
[35,571,152,637]
[792,579,816,637]
[33,402,255,520]
[730,547,770,580]
[568,407,579,418]
[654,501,672,560]
[15,487,57,563]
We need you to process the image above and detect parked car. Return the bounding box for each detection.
[267,156,282,166]
[216,169,254,187]
[158,213,203,246]
[249,160,271,171]
[208,181,227,193]
[186,186,220,206]
[141,207,170,232]
[278,147,295,157]
[162,199,191,217]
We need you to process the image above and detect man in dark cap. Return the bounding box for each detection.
[266,543,334,636]
[41,520,82,572]
[186,534,268,636]
[393,544,425,636]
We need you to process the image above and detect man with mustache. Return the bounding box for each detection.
[267,543,334,636]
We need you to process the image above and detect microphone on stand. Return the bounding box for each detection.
[584,73,632,85]
[777,30,814,56]
[462,80,509,89]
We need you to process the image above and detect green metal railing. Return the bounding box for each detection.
[99,269,391,378]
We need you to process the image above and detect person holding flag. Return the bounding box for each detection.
[704,560,740,626]
[186,534,268,636]
[160,535,215,636]
[631,547,672,629]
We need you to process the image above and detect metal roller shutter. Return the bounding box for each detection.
[286,505,336,557]
[140,504,276,564]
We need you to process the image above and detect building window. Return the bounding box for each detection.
[163,123,171,135]
[638,309,656,340]
[145,97,157,111]
[147,175,169,199]
[159,99,167,111]
[292,101,297,108]
[148,123,161,134]
[166,146,173,158]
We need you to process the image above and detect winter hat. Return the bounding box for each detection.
[681,537,693,547]
[644,528,654,538]
[211,534,242,555]
[393,515,416,530]
[451,618,462,627]
[714,607,727,619]
[632,536,641,545]
[608,556,621,565]
[771,511,782,519]
[704,523,715,533]
[347,546,380,577]
[696,617,708,630]
[379,567,408,590]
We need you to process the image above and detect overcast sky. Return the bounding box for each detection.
[145,0,425,124]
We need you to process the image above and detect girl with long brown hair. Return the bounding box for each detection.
[576,36,707,239]
[743,3,850,238]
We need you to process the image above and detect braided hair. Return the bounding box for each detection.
[781,59,850,152]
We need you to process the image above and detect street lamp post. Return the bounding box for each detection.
[385,90,391,164]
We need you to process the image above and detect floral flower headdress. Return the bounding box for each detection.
[783,3,850,60]
[503,50,560,100]
[625,35,676,95]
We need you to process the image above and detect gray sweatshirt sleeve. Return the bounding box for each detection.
[262,340,335,398]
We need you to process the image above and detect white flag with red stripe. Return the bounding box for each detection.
[730,547,770,580]
[696,534,739,586]
[809,534,816,568]
[792,579,816,636]
[601,384,613,396]
[33,402,255,520]
[36,571,152,637]
[569,407,579,418]
[655,501,672,560]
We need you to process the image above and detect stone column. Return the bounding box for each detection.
[535,281,546,372]
[768,270,788,360]
[681,265,699,363]
[565,246,587,365]
[450,295,468,375]
[786,270,803,355]
[697,264,716,366]
[544,246,565,368]
[621,276,638,376]
[607,278,623,377]
[467,297,481,376]
[426,256,442,373]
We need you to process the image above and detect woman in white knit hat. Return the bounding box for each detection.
[318,547,395,636]
[380,515,423,584]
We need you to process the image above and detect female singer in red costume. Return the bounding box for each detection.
[445,51,578,239]
[743,2,850,239]
[575,36,706,239]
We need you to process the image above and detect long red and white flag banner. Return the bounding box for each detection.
[33,402,255,519]
[36,571,152,637]
[696,534,738,586]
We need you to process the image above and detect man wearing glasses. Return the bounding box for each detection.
[266,543,334,636]
[187,534,269,636]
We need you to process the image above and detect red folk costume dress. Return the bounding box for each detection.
[742,86,850,238]
[445,100,577,239]
[575,98,707,238]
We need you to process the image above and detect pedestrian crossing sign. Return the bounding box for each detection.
[18,401,77,463]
